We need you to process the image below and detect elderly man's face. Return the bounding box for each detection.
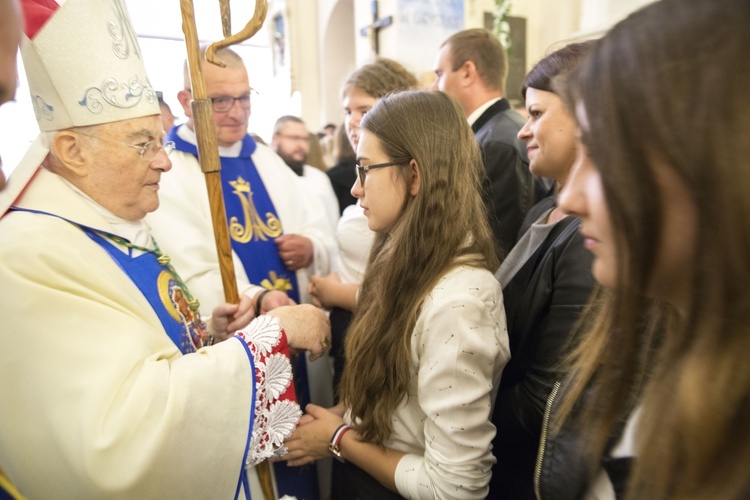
[0,0,22,191]
[80,115,171,221]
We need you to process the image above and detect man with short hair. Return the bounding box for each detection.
[271,115,339,232]
[0,0,330,497]
[149,48,336,318]
[432,28,534,255]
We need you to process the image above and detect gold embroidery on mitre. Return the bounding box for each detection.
[228,176,283,243]
[260,271,293,292]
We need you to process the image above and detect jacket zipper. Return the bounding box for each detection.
[534,380,561,500]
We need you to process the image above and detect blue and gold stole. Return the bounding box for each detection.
[169,130,300,303]
[84,231,209,354]
[8,207,208,354]
[0,466,24,500]
[168,132,315,499]
[8,208,255,498]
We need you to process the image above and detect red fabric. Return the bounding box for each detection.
[234,327,297,404]
[272,328,297,402]
[20,0,60,39]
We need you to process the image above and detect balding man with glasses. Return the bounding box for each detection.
[150,46,336,323]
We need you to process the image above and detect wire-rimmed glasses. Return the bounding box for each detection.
[77,132,175,160]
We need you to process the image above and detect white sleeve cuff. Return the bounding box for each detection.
[394,453,432,499]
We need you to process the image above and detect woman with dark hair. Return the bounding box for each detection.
[544,0,750,498]
[488,41,596,499]
[284,90,509,499]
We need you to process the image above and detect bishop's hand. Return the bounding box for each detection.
[208,294,256,342]
[267,304,331,361]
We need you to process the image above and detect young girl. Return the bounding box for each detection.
[548,0,750,498]
[309,58,418,395]
[284,90,510,499]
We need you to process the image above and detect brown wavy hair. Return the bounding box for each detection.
[341,57,417,101]
[558,0,750,498]
[339,90,498,444]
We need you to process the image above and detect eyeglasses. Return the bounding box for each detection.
[355,160,407,187]
[184,88,256,113]
[78,133,175,160]
[210,94,252,113]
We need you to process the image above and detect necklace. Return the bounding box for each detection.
[98,232,201,313]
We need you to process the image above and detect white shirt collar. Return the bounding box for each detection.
[467,97,502,126]
[178,123,244,158]
[59,176,152,250]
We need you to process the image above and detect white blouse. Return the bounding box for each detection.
[377,265,510,499]
[334,202,375,285]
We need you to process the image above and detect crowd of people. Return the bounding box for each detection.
[1,0,748,498]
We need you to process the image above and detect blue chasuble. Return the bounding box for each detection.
[168,130,300,303]
[169,129,317,499]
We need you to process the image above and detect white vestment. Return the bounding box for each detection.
[147,125,336,314]
[0,162,299,498]
[300,164,340,235]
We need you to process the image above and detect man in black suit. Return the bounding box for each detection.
[432,28,535,256]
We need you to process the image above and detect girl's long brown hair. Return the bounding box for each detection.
[558,0,750,498]
[339,90,498,444]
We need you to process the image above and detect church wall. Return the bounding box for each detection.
[305,0,659,127]
[320,0,358,132]
[286,0,323,132]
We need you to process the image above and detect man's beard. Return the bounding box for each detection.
[284,157,305,176]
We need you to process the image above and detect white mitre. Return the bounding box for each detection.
[1,0,159,214]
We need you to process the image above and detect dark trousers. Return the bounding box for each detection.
[330,307,352,401]
[331,459,403,500]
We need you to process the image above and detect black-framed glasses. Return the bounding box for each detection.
[77,132,175,160]
[355,160,407,187]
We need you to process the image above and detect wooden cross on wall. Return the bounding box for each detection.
[359,0,393,55]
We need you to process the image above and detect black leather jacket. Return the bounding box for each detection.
[489,197,596,499]
[534,379,633,500]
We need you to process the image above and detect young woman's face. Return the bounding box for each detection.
[351,130,408,233]
[342,88,378,151]
[517,88,578,184]
[560,106,697,307]
[558,144,618,288]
